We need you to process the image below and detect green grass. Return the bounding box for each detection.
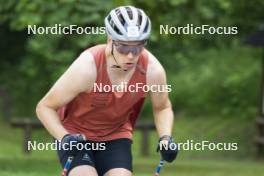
[0,115,263,176]
[0,156,263,176]
[133,115,257,159]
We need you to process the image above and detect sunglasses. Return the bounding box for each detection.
[113,41,147,55]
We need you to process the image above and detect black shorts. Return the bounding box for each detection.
[57,138,132,176]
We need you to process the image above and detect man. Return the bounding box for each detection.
[36,6,177,176]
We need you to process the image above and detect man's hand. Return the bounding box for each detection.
[61,134,86,156]
[157,135,178,163]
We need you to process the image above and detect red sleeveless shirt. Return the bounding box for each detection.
[58,44,148,141]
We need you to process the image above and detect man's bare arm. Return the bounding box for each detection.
[36,51,96,140]
[147,51,174,137]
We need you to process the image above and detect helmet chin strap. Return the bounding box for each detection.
[111,43,127,71]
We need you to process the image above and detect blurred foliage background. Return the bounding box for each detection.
[0,0,264,161]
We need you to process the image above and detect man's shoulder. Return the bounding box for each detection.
[145,50,165,80]
[85,44,106,56]
[67,49,97,89]
[76,49,97,73]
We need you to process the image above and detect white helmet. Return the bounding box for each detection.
[104,6,151,41]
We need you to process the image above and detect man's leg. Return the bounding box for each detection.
[57,140,97,176]
[95,138,133,176]
[104,168,131,176]
[69,165,98,176]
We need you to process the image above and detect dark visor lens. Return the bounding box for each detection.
[114,42,146,55]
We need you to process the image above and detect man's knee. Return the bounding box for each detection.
[104,168,132,176]
[69,165,98,176]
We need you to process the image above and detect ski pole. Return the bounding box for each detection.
[154,159,164,176]
[61,156,74,176]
